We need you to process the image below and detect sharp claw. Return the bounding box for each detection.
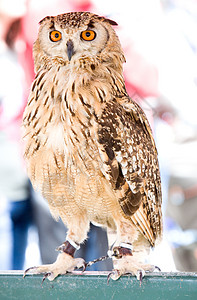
[107,269,121,284]
[75,261,87,273]
[74,258,86,271]
[139,271,143,286]
[42,273,52,285]
[82,262,87,272]
[154,265,161,272]
[107,272,112,285]
[23,266,37,278]
[136,270,145,286]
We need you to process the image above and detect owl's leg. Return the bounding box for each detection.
[24,214,90,281]
[107,227,117,249]
[108,218,155,282]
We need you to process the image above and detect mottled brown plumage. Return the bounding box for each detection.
[23,12,162,281]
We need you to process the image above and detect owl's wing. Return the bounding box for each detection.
[97,98,162,246]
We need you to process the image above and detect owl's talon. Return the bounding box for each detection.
[154,265,161,272]
[81,262,87,272]
[136,270,145,286]
[23,266,37,278]
[75,261,87,272]
[41,272,52,284]
[107,269,121,284]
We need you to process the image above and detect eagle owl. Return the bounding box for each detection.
[23,12,162,281]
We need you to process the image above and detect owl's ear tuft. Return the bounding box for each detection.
[97,16,118,26]
[39,16,53,25]
[104,18,118,26]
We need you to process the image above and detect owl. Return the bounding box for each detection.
[23,12,162,281]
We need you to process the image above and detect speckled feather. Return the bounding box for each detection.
[23,12,162,251]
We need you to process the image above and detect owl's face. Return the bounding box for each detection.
[34,12,122,66]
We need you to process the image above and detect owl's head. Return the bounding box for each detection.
[33,12,125,72]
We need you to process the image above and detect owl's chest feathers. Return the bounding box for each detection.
[25,64,125,194]
[28,67,107,171]
[32,63,115,150]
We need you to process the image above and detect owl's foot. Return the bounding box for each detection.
[108,245,159,284]
[107,263,156,284]
[24,252,85,281]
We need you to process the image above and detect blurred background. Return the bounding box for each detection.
[1,0,197,273]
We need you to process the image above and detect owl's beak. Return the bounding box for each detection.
[66,40,74,61]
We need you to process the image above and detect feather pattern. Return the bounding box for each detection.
[97,98,162,246]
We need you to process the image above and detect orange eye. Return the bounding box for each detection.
[50,30,62,42]
[81,30,96,41]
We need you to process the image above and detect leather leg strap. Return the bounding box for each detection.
[56,240,79,257]
[112,246,133,259]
